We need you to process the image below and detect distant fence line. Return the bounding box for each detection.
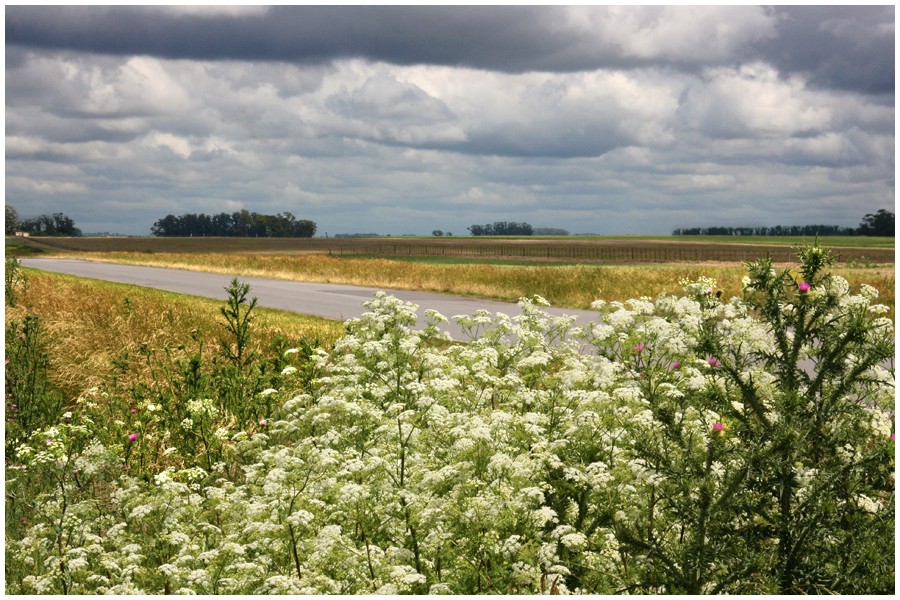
[324,243,894,264]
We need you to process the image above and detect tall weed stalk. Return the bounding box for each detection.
[5,257,27,307]
[5,315,63,458]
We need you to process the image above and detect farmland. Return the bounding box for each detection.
[10,234,895,264]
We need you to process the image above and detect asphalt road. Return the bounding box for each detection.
[20,258,600,341]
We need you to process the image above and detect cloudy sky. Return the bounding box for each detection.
[5,5,895,236]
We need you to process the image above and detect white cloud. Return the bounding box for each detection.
[138,6,271,18]
[144,132,193,158]
[376,65,681,157]
[563,5,777,62]
[7,176,87,195]
[680,63,837,139]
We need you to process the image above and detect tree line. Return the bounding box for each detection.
[5,205,81,236]
[467,221,534,236]
[151,210,316,238]
[673,225,857,237]
[673,210,894,238]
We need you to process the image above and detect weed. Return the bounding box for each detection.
[5,315,63,458]
[5,257,27,307]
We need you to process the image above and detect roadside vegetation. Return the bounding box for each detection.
[4,267,344,399]
[5,245,894,593]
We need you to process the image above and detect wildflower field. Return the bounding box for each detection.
[4,245,895,593]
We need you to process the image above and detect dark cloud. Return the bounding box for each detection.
[753,6,894,95]
[6,5,893,95]
[5,6,577,68]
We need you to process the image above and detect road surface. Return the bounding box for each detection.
[20,258,600,341]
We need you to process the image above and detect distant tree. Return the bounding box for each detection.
[18,211,81,236]
[151,214,180,236]
[533,227,570,236]
[674,223,857,237]
[151,211,316,238]
[432,230,444,237]
[5,205,19,235]
[468,221,534,236]
[292,219,316,238]
[51,212,79,236]
[233,210,254,237]
[212,212,234,235]
[858,209,894,237]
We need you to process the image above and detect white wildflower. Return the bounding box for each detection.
[532,506,558,527]
[856,494,882,514]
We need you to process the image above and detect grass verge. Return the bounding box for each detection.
[5,270,345,399]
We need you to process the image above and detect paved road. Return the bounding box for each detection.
[20,258,600,341]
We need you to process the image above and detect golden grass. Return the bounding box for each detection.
[61,251,894,316]
[5,271,345,399]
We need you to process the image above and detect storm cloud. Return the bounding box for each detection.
[5,5,894,236]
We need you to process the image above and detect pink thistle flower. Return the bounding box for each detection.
[131,408,137,414]
[259,418,268,427]
[672,361,681,370]
[798,281,811,293]
[45,438,52,445]
[128,433,138,442]
[633,344,645,352]
[712,423,725,432]
[708,357,719,368]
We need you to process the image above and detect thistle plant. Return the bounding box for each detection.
[215,278,259,420]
